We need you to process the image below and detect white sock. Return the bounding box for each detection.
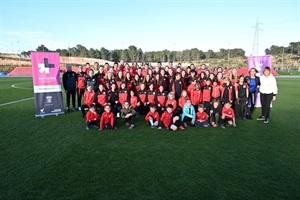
[149,119,154,126]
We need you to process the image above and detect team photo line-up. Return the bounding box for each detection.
[62,60,278,131]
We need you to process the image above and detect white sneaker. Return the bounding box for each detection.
[78,107,81,111]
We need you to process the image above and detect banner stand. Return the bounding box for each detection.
[31,52,65,117]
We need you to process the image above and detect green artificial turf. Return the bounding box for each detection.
[0,77,299,200]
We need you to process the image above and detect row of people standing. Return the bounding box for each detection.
[63,61,277,125]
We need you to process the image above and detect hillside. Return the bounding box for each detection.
[0,53,299,72]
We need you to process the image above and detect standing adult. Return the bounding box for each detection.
[245,68,260,119]
[63,64,77,111]
[257,67,278,123]
[76,65,86,110]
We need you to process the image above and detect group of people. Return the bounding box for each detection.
[62,60,278,131]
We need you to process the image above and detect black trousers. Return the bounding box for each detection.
[247,91,257,114]
[77,88,85,107]
[124,116,134,125]
[66,90,76,108]
[237,99,247,118]
[260,93,273,119]
[210,113,220,124]
[203,101,211,114]
[183,116,193,122]
[86,120,100,127]
[81,104,89,117]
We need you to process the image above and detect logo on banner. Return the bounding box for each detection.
[46,96,53,104]
[38,58,55,74]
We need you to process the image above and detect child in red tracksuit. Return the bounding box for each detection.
[81,85,95,118]
[85,104,100,130]
[99,105,115,130]
[195,104,210,127]
[221,102,237,128]
[145,104,160,129]
[129,90,138,110]
[158,104,185,131]
[165,92,178,115]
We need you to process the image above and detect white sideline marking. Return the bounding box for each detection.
[11,82,33,89]
[0,97,34,107]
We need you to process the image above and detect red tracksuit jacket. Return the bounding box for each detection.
[165,99,177,110]
[202,85,212,102]
[221,107,235,119]
[100,111,115,130]
[196,111,208,121]
[83,90,95,106]
[160,111,173,128]
[146,90,157,105]
[86,110,100,123]
[191,89,202,105]
[145,111,160,122]
[95,90,107,106]
[118,89,129,105]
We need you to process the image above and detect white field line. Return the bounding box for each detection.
[0,97,34,107]
[11,82,33,89]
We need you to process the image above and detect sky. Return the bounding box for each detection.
[0,0,299,56]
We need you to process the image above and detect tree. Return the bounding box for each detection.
[100,47,110,60]
[110,50,120,62]
[206,50,216,58]
[36,44,49,52]
[76,44,89,57]
[128,45,138,62]
[137,48,143,62]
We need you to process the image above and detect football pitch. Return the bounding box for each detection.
[0,77,300,199]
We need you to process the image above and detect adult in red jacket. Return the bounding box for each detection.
[76,65,86,110]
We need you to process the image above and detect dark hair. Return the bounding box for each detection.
[198,104,204,108]
[166,104,173,109]
[150,104,157,109]
[86,62,90,65]
[264,66,271,71]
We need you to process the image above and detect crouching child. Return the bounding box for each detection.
[145,104,160,129]
[158,104,185,131]
[99,105,115,131]
[121,101,136,129]
[86,104,100,130]
[221,102,237,128]
[195,104,210,127]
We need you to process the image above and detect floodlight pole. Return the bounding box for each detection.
[282,44,284,70]
[18,40,20,66]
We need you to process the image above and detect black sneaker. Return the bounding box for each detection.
[264,118,269,124]
[257,116,265,121]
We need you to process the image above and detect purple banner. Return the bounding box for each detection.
[248,55,272,76]
[248,55,272,107]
